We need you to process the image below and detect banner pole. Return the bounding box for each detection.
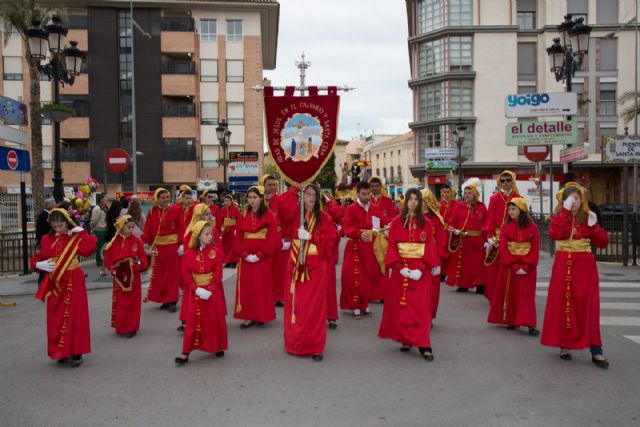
[298,188,305,266]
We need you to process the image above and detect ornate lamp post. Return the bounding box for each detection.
[27,16,85,202]
[452,121,467,199]
[216,119,231,193]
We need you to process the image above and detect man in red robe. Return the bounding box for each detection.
[439,184,456,225]
[340,181,382,318]
[368,176,397,301]
[141,188,185,312]
[217,194,241,267]
[260,174,287,307]
[482,170,521,299]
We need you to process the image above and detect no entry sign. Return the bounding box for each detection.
[0,146,30,172]
[106,148,130,173]
[524,145,550,162]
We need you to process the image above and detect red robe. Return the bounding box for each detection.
[370,194,398,226]
[30,231,97,360]
[487,220,539,327]
[104,235,148,334]
[427,213,448,319]
[181,244,228,355]
[141,204,184,304]
[182,204,195,229]
[482,190,521,301]
[378,215,439,347]
[340,202,382,311]
[324,198,343,321]
[541,209,608,350]
[233,209,279,322]
[439,198,455,274]
[284,211,337,356]
[446,201,488,289]
[217,204,241,264]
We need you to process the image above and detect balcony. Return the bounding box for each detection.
[163,103,196,117]
[161,74,196,96]
[161,17,195,32]
[161,61,195,75]
[61,117,89,139]
[164,161,197,183]
[61,141,90,162]
[163,117,198,138]
[161,31,195,53]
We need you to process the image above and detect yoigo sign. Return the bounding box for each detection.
[505,92,577,118]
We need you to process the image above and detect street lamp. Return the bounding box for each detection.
[546,15,592,184]
[216,119,230,193]
[27,16,85,203]
[453,121,467,199]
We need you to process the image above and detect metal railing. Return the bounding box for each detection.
[161,61,196,75]
[163,103,196,117]
[161,17,195,32]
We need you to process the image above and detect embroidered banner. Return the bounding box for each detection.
[263,86,340,186]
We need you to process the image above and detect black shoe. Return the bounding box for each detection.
[274,301,284,308]
[56,358,69,365]
[118,332,137,338]
[215,351,225,358]
[592,356,610,369]
[167,303,177,313]
[559,351,572,361]
[177,323,185,332]
[456,287,468,293]
[419,347,434,362]
[240,321,255,329]
[70,355,83,367]
[528,327,540,336]
[400,344,411,352]
[160,303,169,310]
[311,354,324,361]
[175,355,189,366]
[475,285,485,295]
[506,325,516,330]
[256,322,265,327]
[328,320,338,330]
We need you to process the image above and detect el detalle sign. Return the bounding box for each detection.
[505,120,577,146]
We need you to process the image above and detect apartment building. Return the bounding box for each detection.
[0,0,279,193]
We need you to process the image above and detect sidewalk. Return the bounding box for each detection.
[536,251,640,282]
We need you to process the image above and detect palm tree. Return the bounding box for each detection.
[618,90,640,126]
[1,0,60,217]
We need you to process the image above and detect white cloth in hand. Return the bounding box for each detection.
[483,242,491,250]
[297,227,311,241]
[400,267,411,278]
[372,216,381,230]
[452,229,461,236]
[336,225,342,231]
[70,226,84,234]
[587,211,597,227]
[195,287,212,300]
[36,259,56,273]
[281,240,291,250]
[177,245,184,256]
[431,266,441,276]
[245,254,260,263]
[563,194,576,210]
[408,269,423,281]
[515,268,527,276]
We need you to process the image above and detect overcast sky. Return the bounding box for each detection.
[265,0,412,141]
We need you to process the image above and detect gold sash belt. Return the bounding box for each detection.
[244,228,267,239]
[223,218,236,226]
[154,234,178,245]
[508,242,531,255]
[397,242,425,259]
[557,238,591,253]
[193,272,213,286]
[51,257,80,271]
[463,230,482,237]
[292,239,318,255]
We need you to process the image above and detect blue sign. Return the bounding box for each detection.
[0,146,31,172]
[0,95,28,126]
[229,176,259,183]
[228,183,254,191]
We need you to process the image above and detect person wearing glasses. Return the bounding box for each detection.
[200,190,220,219]
[481,171,521,299]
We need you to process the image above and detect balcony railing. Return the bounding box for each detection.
[161,61,196,75]
[163,103,196,117]
[161,17,195,32]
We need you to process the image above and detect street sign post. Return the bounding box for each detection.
[505,92,577,118]
[602,136,640,163]
[560,144,587,163]
[524,145,550,163]
[505,120,577,146]
[424,148,457,160]
[106,148,131,173]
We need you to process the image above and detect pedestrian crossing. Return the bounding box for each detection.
[536,281,640,346]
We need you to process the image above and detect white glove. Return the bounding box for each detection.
[563,194,576,210]
[452,229,461,236]
[400,267,411,278]
[297,227,311,241]
[488,238,497,247]
[408,269,423,281]
[36,259,56,273]
[587,211,597,227]
[245,254,260,263]
[336,225,342,231]
[515,268,527,276]
[70,226,84,234]
[177,245,184,256]
[281,240,291,250]
[195,287,212,300]
[431,266,441,276]
[483,242,491,250]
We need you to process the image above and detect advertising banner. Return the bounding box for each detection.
[505,121,577,146]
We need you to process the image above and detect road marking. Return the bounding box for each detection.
[599,317,640,326]
[600,302,640,310]
[222,269,237,281]
[624,335,640,344]
[537,282,640,289]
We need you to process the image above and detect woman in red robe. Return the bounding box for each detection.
[104,215,149,338]
[30,208,97,366]
[421,189,447,319]
[541,183,610,368]
[487,198,540,335]
[233,185,279,328]
[446,178,488,293]
[284,184,338,361]
[378,189,439,361]
[175,221,227,365]
[217,194,240,267]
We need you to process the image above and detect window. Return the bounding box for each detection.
[383,153,386,158]
[599,38,617,71]
[383,167,387,179]
[3,57,22,81]
[200,19,217,42]
[61,140,90,162]
[517,42,537,83]
[600,89,617,116]
[390,166,395,183]
[226,20,243,42]
[390,151,393,157]
[398,150,401,156]
[419,83,443,120]
[448,0,473,26]
[226,60,244,82]
[227,102,244,125]
[376,168,380,177]
[419,38,444,76]
[597,0,618,24]
[517,0,536,29]
[570,83,586,115]
[449,36,472,71]
[418,0,444,34]
[418,80,472,120]
[201,102,219,125]
[418,36,471,77]
[398,168,402,183]
[568,0,588,23]
[450,80,473,116]
[376,153,379,160]
[164,139,196,161]
[201,146,220,168]
[417,124,474,163]
[60,96,90,117]
[200,59,218,82]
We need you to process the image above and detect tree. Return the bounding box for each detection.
[316,152,337,194]
[1,0,58,217]
[618,90,640,126]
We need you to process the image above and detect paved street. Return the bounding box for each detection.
[1,247,640,427]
